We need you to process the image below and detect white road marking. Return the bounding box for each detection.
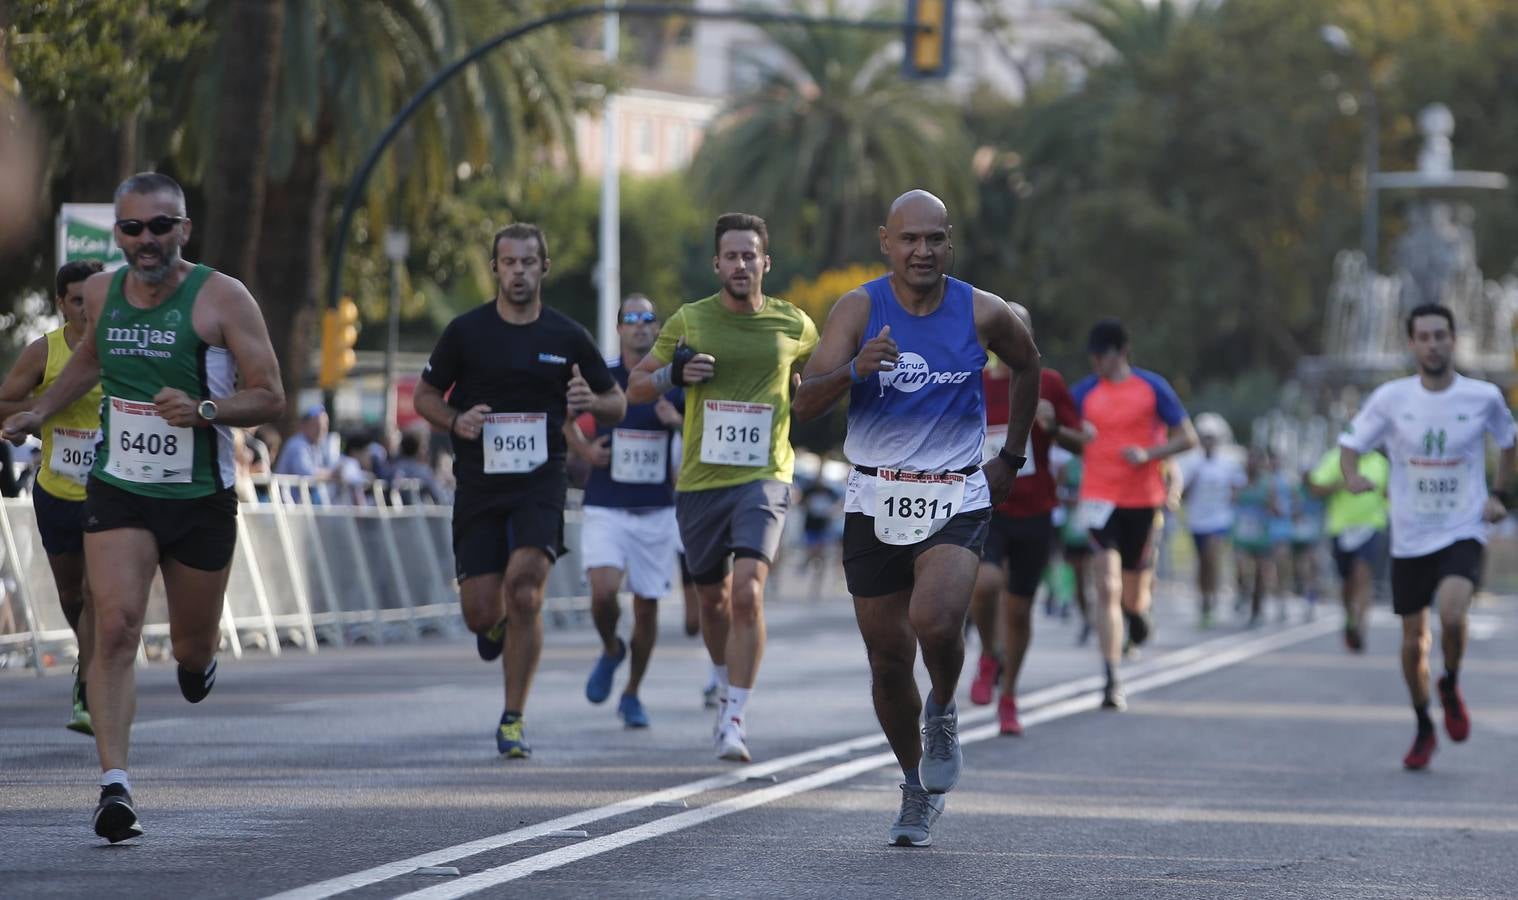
[267,616,1338,900]
[395,617,1340,899]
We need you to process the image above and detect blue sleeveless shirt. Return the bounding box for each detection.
[842,275,989,514]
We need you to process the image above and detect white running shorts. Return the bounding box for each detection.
[580,505,679,599]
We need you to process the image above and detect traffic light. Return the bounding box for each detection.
[319,297,360,390]
[903,0,953,79]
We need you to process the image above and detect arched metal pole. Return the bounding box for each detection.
[324,3,913,317]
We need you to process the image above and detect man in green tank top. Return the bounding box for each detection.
[0,260,105,736]
[2,173,285,844]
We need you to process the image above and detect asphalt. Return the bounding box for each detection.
[3,567,1516,900]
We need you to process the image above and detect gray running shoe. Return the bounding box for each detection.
[918,703,962,794]
[888,783,945,847]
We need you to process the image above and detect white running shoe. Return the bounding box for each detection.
[716,718,751,762]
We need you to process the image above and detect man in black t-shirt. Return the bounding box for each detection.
[415,223,623,759]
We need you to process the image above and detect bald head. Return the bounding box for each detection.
[886,190,948,231]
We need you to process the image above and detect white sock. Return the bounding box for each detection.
[101,769,130,791]
[713,664,729,691]
[703,662,720,692]
[725,686,751,725]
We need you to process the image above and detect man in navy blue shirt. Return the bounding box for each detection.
[568,295,684,727]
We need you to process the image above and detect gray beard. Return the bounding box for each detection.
[132,251,177,285]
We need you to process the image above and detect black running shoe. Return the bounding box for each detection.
[177,658,217,704]
[93,784,144,843]
[476,620,506,662]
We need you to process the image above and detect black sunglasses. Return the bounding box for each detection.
[620,311,658,325]
[115,215,186,237]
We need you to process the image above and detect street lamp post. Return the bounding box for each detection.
[382,227,409,444]
[1322,25,1379,270]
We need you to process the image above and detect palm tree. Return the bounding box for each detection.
[689,0,972,268]
[175,0,593,424]
[197,0,284,285]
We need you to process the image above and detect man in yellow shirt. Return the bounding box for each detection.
[0,261,105,733]
[1309,442,1390,652]
[628,213,818,763]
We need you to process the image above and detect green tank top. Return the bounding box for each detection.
[92,265,235,498]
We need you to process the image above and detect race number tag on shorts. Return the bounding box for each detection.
[872,469,966,546]
[611,428,667,484]
[106,398,192,484]
[700,401,772,467]
[49,426,100,485]
[982,426,1037,478]
[1076,498,1116,531]
[482,412,548,474]
[1407,457,1464,520]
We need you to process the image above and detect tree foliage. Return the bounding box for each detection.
[690,0,973,269]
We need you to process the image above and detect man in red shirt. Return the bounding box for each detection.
[968,303,1087,735]
[1071,319,1198,710]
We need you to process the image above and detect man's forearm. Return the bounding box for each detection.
[1493,446,1516,494]
[590,389,626,426]
[212,387,284,428]
[413,391,455,434]
[29,366,99,422]
[795,363,854,422]
[1003,363,1041,453]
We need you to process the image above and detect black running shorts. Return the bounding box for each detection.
[452,477,567,581]
[32,483,85,556]
[980,511,1054,597]
[842,507,992,597]
[1390,539,1483,616]
[83,479,239,571]
[1089,506,1160,572]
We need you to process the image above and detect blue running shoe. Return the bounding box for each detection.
[476,620,506,662]
[584,638,627,704]
[496,716,531,759]
[618,693,650,728]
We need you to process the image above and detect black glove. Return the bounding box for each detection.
[671,341,699,387]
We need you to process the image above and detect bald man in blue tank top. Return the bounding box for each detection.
[795,190,1041,847]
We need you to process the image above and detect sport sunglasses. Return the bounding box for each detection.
[115,215,187,237]
[620,311,658,324]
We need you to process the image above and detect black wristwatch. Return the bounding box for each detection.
[997,446,1027,472]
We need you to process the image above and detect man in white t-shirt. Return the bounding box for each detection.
[1180,415,1246,628]
[1340,303,1515,771]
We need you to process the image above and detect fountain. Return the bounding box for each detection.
[1259,104,1518,469]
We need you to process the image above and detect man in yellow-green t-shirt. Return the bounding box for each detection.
[1308,443,1389,652]
[628,212,817,763]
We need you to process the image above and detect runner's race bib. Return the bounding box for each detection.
[106,398,192,484]
[49,426,100,485]
[982,425,1037,479]
[700,401,772,467]
[1407,457,1464,521]
[873,469,967,546]
[482,413,548,474]
[611,428,667,484]
[1075,498,1116,531]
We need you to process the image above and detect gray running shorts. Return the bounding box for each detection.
[675,479,791,583]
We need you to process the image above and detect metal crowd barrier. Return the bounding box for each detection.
[0,475,592,675]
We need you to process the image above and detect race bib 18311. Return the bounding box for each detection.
[873,469,966,546]
[106,398,192,484]
[482,412,548,474]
